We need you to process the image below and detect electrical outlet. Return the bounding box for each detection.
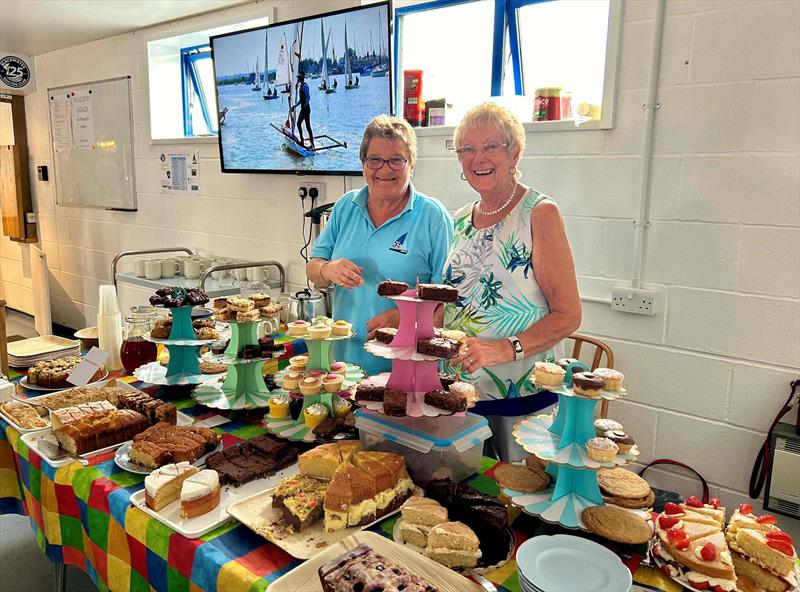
[611,286,658,315]
[297,182,324,200]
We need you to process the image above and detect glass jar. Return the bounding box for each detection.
[120,316,158,373]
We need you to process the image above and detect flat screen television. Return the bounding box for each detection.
[211,2,392,175]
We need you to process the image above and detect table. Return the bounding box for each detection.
[0,350,674,592]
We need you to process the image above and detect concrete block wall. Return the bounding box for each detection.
[0,0,798,512]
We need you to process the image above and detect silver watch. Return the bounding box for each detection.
[507,335,524,361]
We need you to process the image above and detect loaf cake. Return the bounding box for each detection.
[27,356,104,389]
[0,401,49,429]
[318,543,437,592]
[128,423,220,469]
[104,387,177,425]
[50,400,116,429]
[54,409,149,455]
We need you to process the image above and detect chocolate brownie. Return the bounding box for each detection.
[342,411,356,430]
[356,383,386,402]
[206,435,298,486]
[439,372,458,388]
[374,327,398,344]
[289,396,304,420]
[417,283,458,303]
[377,280,408,296]
[239,345,262,359]
[417,336,461,358]
[185,287,209,306]
[424,389,466,412]
[383,389,407,416]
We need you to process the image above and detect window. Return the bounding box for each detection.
[394,0,620,129]
[181,45,218,136]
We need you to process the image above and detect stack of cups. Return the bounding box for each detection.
[97,285,124,371]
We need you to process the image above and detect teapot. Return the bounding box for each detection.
[286,289,328,322]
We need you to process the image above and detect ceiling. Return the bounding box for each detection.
[0,0,252,57]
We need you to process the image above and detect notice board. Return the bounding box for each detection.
[47,76,136,210]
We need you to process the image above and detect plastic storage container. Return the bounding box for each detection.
[355,409,492,484]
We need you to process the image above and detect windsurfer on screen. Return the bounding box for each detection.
[296,72,315,150]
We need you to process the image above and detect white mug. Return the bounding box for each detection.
[135,259,147,278]
[184,260,208,279]
[161,260,179,278]
[144,260,162,280]
[247,267,268,282]
[258,318,280,337]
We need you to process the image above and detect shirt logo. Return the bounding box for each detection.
[389,233,408,254]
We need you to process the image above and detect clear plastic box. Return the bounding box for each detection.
[355,409,492,485]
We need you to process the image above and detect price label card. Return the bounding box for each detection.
[195,415,231,428]
[67,347,109,387]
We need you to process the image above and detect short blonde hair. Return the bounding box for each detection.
[360,115,417,167]
[454,101,526,159]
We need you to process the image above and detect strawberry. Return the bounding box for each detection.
[664,502,683,515]
[658,515,680,529]
[707,497,721,509]
[659,565,671,577]
[700,541,717,561]
[676,538,690,550]
[738,503,753,515]
[766,539,795,557]
[713,586,727,592]
[685,496,703,508]
[766,531,793,544]
[666,526,687,545]
[689,582,710,591]
[756,514,777,525]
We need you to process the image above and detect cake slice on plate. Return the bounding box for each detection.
[655,526,737,591]
[425,521,482,568]
[398,497,448,548]
[680,496,726,528]
[180,469,220,519]
[144,462,199,512]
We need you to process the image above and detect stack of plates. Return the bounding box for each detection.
[516,535,632,592]
[8,336,81,368]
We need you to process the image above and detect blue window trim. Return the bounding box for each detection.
[181,43,215,136]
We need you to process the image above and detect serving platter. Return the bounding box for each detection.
[18,371,110,392]
[113,424,217,474]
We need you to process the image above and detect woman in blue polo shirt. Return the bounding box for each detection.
[307,115,454,375]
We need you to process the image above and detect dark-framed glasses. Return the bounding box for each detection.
[364,157,409,171]
[451,141,509,157]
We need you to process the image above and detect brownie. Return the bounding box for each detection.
[439,373,458,389]
[185,287,209,306]
[417,336,461,358]
[149,295,166,306]
[342,411,356,430]
[424,389,466,412]
[356,383,386,402]
[377,280,408,296]
[312,417,343,439]
[210,435,299,486]
[417,283,459,303]
[289,397,304,420]
[211,341,229,355]
[239,345,262,359]
[156,287,172,297]
[374,327,397,345]
[383,389,407,416]
[280,499,323,532]
[163,297,182,308]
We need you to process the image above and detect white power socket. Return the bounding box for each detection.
[611,287,658,315]
[297,182,324,201]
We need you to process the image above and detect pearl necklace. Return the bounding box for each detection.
[477,183,518,217]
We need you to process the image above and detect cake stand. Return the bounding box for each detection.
[262,330,364,442]
[191,320,277,410]
[503,387,635,531]
[134,305,213,386]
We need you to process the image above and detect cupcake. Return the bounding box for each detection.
[312,316,334,326]
[586,437,619,462]
[269,393,291,418]
[441,329,466,344]
[307,323,332,339]
[299,377,322,395]
[305,369,326,379]
[332,396,352,419]
[572,372,605,397]
[322,373,344,393]
[448,381,478,407]
[281,371,302,391]
[604,430,635,454]
[594,418,623,437]
[331,320,352,337]
[593,368,624,392]
[533,362,566,387]
[325,362,344,376]
[289,355,308,369]
[287,320,310,336]
[556,357,581,371]
[303,403,329,429]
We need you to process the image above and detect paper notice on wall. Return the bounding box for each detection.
[70,89,95,149]
[160,150,201,193]
[49,94,72,152]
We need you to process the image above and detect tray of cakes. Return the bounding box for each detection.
[212,295,282,324]
[19,355,108,392]
[532,361,626,401]
[114,422,222,474]
[353,372,479,418]
[129,434,300,538]
[268,531,483,592]
[227,441,420,559]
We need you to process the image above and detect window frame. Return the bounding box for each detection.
[393,0,623,134]
[181,43,216,137]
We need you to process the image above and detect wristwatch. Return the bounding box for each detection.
[507,335,524,361]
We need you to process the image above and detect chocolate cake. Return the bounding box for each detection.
[383,389,407,416]
[318,543,437,592]
[417,283,459,303]
[417,337,461,358]
[424,389,466,413]
[204,435,298,487]
[289,396,304,420]
[376,280,409,296]
[374,327,398,344]
[355,383,386,402]
[439,373,458,389]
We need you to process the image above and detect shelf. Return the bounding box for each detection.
[133,362,206,386]
[115,272,281,298]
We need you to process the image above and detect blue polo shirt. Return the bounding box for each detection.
[311,184,454,375]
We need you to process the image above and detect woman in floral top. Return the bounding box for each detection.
[444,102,582,461]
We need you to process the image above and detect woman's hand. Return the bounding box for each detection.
[365,309,400,339]
[451,337,514,374]
[322,259,364,289]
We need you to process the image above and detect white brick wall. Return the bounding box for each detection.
[0,0,797,514]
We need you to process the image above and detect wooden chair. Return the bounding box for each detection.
[566,333,615,418]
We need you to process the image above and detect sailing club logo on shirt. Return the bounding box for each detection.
[389,233,408,254]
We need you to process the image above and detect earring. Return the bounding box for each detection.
[509,166,517,176]
[460,172,467,181]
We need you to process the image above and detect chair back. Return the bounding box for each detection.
[566,333,615,418]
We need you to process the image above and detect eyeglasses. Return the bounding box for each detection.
[364,157,409,171]
[452,141,509,158]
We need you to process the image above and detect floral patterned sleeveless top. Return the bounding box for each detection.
[443,188,557,400]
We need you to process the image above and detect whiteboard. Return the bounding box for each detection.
[48,76,137,210]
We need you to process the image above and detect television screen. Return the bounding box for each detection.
[211,2,392,175]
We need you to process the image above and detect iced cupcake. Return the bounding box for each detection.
[281,371,302,391]
[303,403,329,429]
[289,355,308,369]
[287,320,310,336]
[305,369,326,379]
[586,437,619,462]
[307,323,332,340]
[329,361,348,376]
[332,396,352,419]
[268,393,291,418]
[322,373,344,393]
[331,320,352,337]
[299,377,322,395]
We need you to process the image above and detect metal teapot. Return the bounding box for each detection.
[287,289,328,322]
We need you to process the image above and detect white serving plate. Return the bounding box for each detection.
[18,371,110,392]
[228,486,422,559]
[21,430,122,468]
[114,433,219,475]
[0,403,51,433]
[129,462,299,539]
